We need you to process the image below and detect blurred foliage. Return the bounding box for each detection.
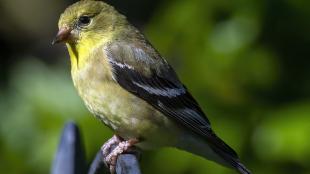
[0,0,309,174]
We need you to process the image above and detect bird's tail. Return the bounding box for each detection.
[210,143,252,174]
[207,134,251,174]
[236,162,251,174]
[175,132,251,174]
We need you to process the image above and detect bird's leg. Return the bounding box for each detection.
[101,135,122,159]
[105,138,139,174]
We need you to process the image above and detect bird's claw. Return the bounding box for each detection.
[101,135,122,158]
[101,137,139,174]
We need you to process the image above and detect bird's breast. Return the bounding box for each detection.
[70,53,179,148]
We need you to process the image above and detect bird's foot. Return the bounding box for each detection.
[104,138,139,174]
[101,135,122,158]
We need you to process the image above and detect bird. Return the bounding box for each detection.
[53,0,251,173]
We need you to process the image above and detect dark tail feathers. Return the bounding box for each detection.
[209,141,251,174]
[236,162,251,174]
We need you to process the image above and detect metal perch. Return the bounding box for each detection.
[51,122,141,174]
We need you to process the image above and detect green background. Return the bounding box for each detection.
[0,0,309,173]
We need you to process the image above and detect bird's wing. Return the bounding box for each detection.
[105,40,238,160]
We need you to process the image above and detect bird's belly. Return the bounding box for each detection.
[76,80,180,149]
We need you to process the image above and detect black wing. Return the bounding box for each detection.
[105,41,238,160]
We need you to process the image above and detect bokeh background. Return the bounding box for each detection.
[1,0,310,173]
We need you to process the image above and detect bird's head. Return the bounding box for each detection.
[53,0,126,45]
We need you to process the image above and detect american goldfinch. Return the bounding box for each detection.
[53,0,251,174]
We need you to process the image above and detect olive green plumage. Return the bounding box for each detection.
[54,1,251,173]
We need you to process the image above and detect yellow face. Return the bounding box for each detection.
[54,0,126,69]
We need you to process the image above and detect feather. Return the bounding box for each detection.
[104,41,240,160]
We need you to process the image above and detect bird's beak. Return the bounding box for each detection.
[52,27,72,45]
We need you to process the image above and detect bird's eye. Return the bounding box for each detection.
[78,16,91,27]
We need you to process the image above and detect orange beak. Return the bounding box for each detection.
[52,27,72,45]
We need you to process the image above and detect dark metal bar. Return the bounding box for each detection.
[116,154,142,174]
[52,122,142,174]
[88,150,107,174]
[88,150,142,174]
[51,122,87,174]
